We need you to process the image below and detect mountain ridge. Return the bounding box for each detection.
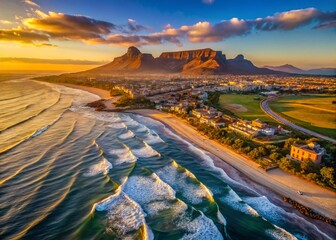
[264,64,336,76]
[85,46,279,75]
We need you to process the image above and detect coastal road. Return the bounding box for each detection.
[261,97,336,144]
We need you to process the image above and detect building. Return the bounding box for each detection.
[252,119,266,129]
[290,142,325,164]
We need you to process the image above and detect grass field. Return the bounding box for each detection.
[269,95,336,139]
[219,94,276,123]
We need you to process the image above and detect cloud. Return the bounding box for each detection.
[0,57,106,65]
[0,8,334,47]
[23,10,117,40]
[202,0,215,4]
[0,20,12,25]
[127,19,150,32]
[0,27,49,45]
[253,8,335,31]
[23,0,40,8]
[314,21,336,29]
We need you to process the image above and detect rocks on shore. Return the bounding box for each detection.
[282,196,335,226]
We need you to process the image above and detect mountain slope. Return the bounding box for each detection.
[264,64,336,76]
[87,46,159,73]
[84,46,279,75]
[264,64,303,74]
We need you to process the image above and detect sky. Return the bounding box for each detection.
[0,0,335,72]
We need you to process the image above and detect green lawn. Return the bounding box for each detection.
[269,95,336,139]
[219,94,276,123]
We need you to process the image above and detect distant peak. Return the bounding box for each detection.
[235,54,245,60]
[126,46,141,58]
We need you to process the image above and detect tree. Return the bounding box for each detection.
[248,148,261,159]
[233,139,245,149]
[269,152,282,162]
[320,167,335,187]
[257,147,267,156]
[300,160,319,174]
[284,138,303,149]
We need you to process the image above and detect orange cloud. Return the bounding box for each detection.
[0,8,334,47]
[0,27,49,45]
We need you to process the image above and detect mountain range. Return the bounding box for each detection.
[84,47,335,76]
[85,47,277,75]
[264,64,336,76]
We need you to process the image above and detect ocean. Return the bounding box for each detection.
[0,79,333,240]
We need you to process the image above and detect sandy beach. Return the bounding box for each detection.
[60,83,121,110]
[130,109,336,220]
[62,83,336,220]
[61,83,111,99]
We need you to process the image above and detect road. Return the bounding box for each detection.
[261,98,336,144]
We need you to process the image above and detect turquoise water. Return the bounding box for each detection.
[0,79,333,240]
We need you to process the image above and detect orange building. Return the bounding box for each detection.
[290,142,325,164]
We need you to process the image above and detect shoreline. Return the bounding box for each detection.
[58,83,336,221]
[60,83,111,99]
[58,83,120,110]
[128,109,336,221]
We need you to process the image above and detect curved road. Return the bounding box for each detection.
[261,98,336,144]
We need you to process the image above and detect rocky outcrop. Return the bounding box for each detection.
[282,196,336,226]
[85,46,279,75]
[88,46,158,73]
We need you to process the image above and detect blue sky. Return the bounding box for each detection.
[0,0,335,70]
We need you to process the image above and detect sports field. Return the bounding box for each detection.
[269,95,336,138]
[218,94,276,123]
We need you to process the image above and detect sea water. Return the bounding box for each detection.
[0,79,333,240]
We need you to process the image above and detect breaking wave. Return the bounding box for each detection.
[131,142,160,158]
[118,130,135,140]
[84,157,112,177]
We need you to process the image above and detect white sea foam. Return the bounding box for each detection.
[84,157,112,176]
[145,199,188,217]
[95,190,153,240]
[266,225,298,240]
[131,143,160,158]
[32,125,50,137]
[107,122,126,129]
[38,81,99,105]
[123,173,223,238]
[243,196,334,240]
[135,124,149,133]
[124,174,176,205]
[135,115,165,128]
[143,130,165,145]
[83,111,122,123]
[220,189,259,217]
[178,213,223,240]
[244,196,287,223]
[156,161,213,205]
[118,130,135,140]
[109,147,137,165]
[122,116,140,127]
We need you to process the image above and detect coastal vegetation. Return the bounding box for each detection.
[167,109,336,191]
[115,95,155,109]
[269,95,336,138]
